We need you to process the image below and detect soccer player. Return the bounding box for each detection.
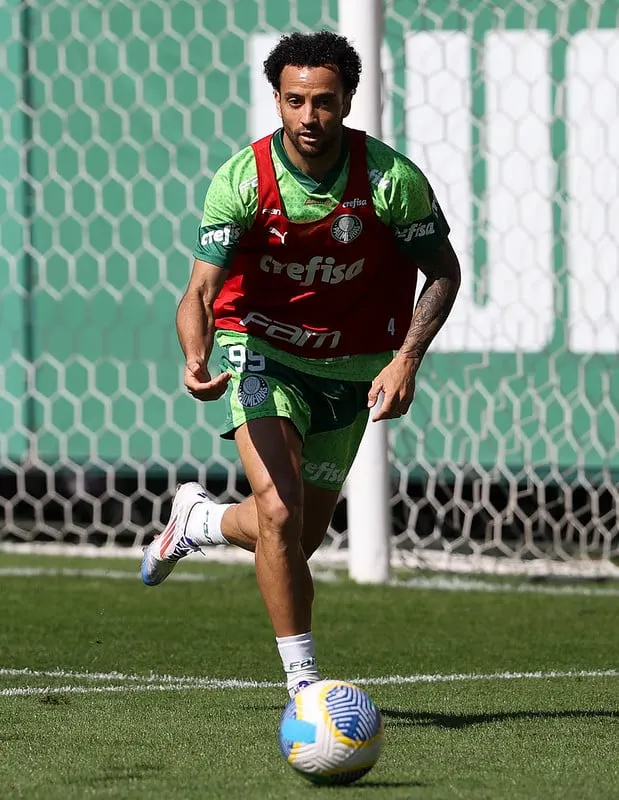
[141,31,461,696]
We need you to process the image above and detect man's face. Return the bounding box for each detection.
[275,65,351,159]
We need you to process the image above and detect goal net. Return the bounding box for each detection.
[1,0,618,577]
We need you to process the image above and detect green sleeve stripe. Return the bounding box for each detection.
[191,244,230,268]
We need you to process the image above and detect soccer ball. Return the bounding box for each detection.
[278,680,384,785]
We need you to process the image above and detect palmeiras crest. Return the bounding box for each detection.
[330,214,363,243]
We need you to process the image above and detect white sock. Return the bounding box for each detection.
[276,632,321,692]
[186,501,232,546]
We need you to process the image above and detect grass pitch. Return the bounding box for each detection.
[1,551,619,799]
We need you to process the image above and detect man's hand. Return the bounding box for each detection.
[184,359,231,401]
[367,356,417,422]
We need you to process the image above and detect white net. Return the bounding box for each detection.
[1,0,618,574]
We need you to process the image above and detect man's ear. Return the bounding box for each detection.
[274,90,282,120]
[342,92,354,119]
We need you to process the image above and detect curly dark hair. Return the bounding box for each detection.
[263,31,362,95]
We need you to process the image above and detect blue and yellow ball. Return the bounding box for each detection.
[278,680,384,785]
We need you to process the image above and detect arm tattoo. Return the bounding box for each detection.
[398,243,461,366]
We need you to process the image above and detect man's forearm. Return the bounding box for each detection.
[397,274,459,367]
[176,288,214,363]
[397,240,461,369]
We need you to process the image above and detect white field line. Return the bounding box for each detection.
[0,682,283,697]
[0,567,212,582]
[394,576,619,597]
[1,667,618,697]
[7,541,619,579]
[1,684,222,697]
[4,542,619,578]
[0,666,274,686]
[3,566,619,597]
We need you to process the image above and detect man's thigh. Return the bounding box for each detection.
[299,410,369,556]
[301,409,368,491]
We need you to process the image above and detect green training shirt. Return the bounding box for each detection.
[194,129,450,381]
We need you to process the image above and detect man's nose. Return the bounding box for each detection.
[300,103,317,126]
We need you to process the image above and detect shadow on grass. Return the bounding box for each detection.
[381,707,619,729]
[349,780,427,789]
[302,779,426,790]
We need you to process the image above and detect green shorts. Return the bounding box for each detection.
[218,342,370,491]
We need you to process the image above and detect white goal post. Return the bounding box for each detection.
[338,0,392,584]
[1,0,619,580]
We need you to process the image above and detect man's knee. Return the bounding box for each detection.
[254,482,303,536]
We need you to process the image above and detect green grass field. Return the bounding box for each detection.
[1,550,619,799]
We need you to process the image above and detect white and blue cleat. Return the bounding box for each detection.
[289,680,314,698]
[141,482,209,586]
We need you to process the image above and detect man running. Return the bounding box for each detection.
[141,30,461,697]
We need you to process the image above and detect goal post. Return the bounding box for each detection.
[1,0,619,580]
[338,0,392,585]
